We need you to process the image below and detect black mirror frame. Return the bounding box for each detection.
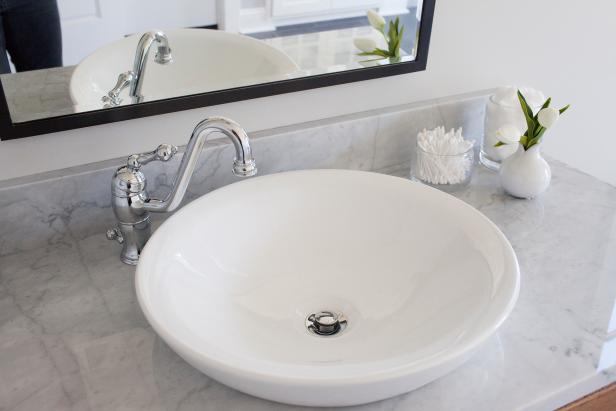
[0,0,434,141]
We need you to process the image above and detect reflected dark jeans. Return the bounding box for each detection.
[0,0,62,73]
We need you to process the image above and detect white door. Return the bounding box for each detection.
[58,0,121,66]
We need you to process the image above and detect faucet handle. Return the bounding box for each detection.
[106,228,124,244]
[127,144,178,170]
[102,71,135,108]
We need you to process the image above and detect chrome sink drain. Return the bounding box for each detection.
[306,311,347,336]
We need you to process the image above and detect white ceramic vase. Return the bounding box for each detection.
[499,144,551,199]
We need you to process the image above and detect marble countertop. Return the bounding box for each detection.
[0,66,75,123]
[1,161,615,411]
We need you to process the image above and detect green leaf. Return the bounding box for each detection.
[376,16,405,58]
[517,90,536,138]
[395,26,404,57]
[519,134,529,148]
[387,18,398,55]
[534,97,552,121]
[375,47,393,56]
[393,16,400,34]
[559,104,571,115]
[494,141,507,147]
[527,127,547,149]
[540,97,552,109]
[357,49,391,58]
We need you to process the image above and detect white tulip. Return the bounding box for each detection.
[367,10,386,32]
[496,124,522,144]
[354,37,377,53]
[493,86,518,106]
[537,107,559,129]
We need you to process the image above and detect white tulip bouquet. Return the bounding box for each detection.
[354,10,404,59]
[495,90,570,150]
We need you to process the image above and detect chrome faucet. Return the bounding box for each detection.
[107,117,257,265]
[102,71,135,108]
[102,30,173,107]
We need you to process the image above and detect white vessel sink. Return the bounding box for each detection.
[70,29,299,111]
[136,170,519,407]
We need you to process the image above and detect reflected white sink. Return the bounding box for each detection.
[70,29,299,111]
[136,170,519,407]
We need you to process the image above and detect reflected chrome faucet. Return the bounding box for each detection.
[102,30,173,107]
[107,117,257,265]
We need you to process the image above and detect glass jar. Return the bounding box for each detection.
[480,95,528,171]
[411,144,474,192]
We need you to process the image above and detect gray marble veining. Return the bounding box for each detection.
[0,92,486,257]
[1,93,615,410]
[0,66,75,123]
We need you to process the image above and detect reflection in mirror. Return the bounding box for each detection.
[0,0,424,123]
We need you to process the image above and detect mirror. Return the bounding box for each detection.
[0,0,434,139]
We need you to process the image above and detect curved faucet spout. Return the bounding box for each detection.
[130,30,173,102]
[143,117,257,213]
[109,116,256,264]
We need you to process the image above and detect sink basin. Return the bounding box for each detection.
[70,29,299,111]
[136,169,519,407]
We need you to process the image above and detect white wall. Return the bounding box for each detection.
[1,0,615,186]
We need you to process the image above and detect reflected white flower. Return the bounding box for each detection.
[367,10,386,32]
[492,86,546,108]
[493,86,518,106]
[354,37,377,53]
[496,124,522,144]
[537,107,560,129]
[520,87,546,108]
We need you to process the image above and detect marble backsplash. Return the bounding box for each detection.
[0,91,488,257]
